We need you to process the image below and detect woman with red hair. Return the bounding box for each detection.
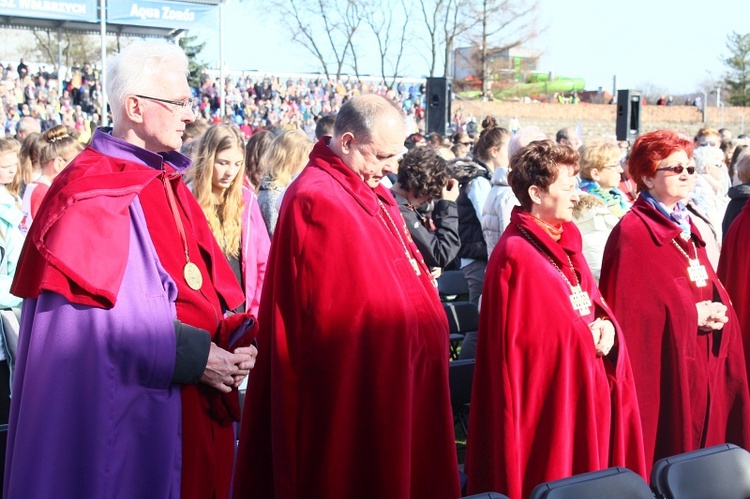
[600,130,750,475]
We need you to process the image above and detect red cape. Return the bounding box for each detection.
[465,208,646,499]
[718,200,750,382]
[233,139,461,499]
[600,196,750,474]
[12,147,249,499]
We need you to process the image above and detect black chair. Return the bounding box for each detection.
[462,493,509,499]
[650,443,750,499]
[449,359,474,446]
[444,301,479,360]
[528,467,654,499]
[438,270,470,301]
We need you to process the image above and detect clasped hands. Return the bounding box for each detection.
[588,317,615,357]
[696,300,728,331]
[201,343,258,393]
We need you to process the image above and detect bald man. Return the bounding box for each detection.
[233,94,461,499]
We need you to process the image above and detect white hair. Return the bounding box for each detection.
[692,145,725,174]
[736,149,750,183]
[508,125,547,160]
[106,40,189,124]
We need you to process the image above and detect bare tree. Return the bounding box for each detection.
[464,0,540,98]
[24,30,118,71]
[417,0,443,77]
[441,0,477,77]
[364,0,411,87]
[270,0,363,80]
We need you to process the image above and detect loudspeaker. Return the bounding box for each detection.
[426,77,452,135]
[616,90,641,141]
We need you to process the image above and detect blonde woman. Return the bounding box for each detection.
[191,124,270,317]
[20,125,83,232]
[18,132,45,197]
[0,138,24,424]
[257,129,313,236]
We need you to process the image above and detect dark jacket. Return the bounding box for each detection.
[450,158,492,261]
[723,184,750,239]
[391,190,460,268]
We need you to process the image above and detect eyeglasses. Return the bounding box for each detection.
[656,165,695,175]
[135,94,197,113]
[600,162,622,170]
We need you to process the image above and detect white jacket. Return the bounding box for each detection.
[573,202,619,284]
[481,166,519,257]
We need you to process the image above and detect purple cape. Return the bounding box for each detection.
[4,199,182,498]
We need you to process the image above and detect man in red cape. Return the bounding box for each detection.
[719,200,750,382]
[5,41,256,499]
[233,95,461,499]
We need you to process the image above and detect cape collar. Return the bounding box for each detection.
[630,195,705,247]
[308,138,395,216]
[511,206,582,260]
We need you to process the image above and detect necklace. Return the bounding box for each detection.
[377,199,421,276]
[518,225,592,316]
[162,171,203,290]
[671,239,708,287]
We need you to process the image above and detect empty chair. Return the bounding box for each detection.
[529,467,654,499]
[444,300,479,360]
[449,359,474,443]
[650,443,750,499]
[463,493,509,499]
[438,269,470,301]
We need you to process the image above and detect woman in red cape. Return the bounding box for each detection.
[466,140,646,499]
[600,130,750,474]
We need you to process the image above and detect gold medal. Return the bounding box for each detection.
[183,261,203,290]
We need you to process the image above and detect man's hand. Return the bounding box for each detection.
[201,343,254,393]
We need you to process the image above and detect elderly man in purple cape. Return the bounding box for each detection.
[4,41,257,499]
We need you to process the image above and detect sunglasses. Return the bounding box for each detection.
[656,165,695,175]
[699,140,719,147]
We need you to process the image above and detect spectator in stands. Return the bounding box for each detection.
[578,138,630,218]
[15,116,40,142]
[556,125,582,151]
[315,113,336,140]
[391,146,460,269]
[19,125,82,232]
[5,40,257,499]
[723,150,750,237]
[18,132,44,197]
[257,129,313,236]
[482,125,546,258]
[190,124,270,317]
[0,138,23,424]
[244,129,275,192]
[233,94,460,499]
[467,139,645,498]
[455,116,507,304]
[600,129,750,476]
[694,127,722,149]
[450,131,473,158]
[691,145,729,243]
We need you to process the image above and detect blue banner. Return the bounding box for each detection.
[0,0,97,22]
[108,0,219,30]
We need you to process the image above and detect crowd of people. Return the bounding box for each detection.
[1,40,750,499]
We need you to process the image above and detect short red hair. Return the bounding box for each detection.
[628,130,694,192]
